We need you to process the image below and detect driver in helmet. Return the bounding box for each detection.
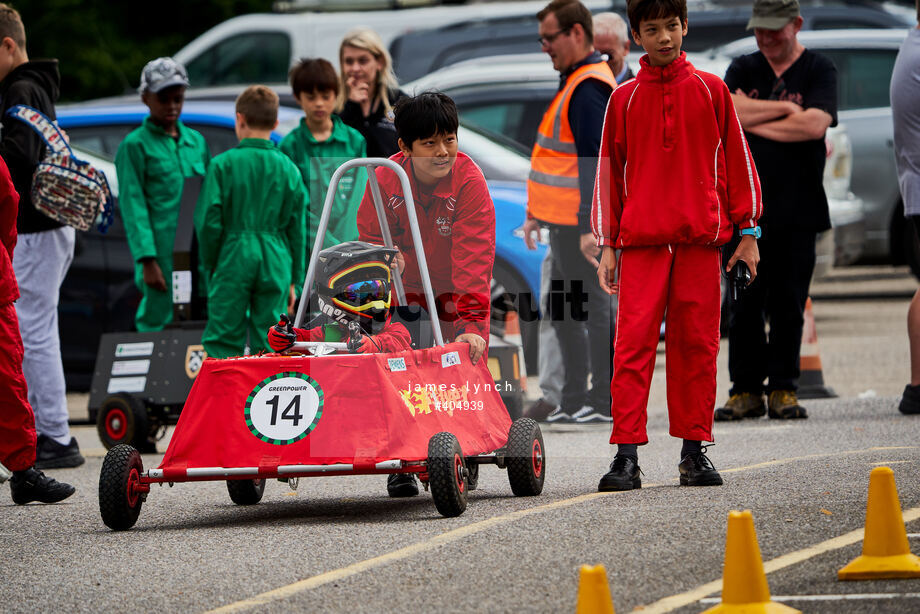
[266,241,412,353]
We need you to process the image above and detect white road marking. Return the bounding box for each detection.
[700,594,920,603]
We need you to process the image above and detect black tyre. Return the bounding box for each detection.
[506,418,545,496]
[465,461,480,491]
[427,432,467,517]
[97,393,149,451]
[226,479,266,505]
[99,444,145,531]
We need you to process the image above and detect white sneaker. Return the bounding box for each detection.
[545,406,574,424]
[572,406,613,423]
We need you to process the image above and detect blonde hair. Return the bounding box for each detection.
[0,3,26,49]
[336,27,400,114]
[236,85,278,130]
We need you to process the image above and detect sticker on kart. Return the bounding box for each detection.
[244,371,323,445]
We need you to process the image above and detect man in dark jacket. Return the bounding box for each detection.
[0,3,84,469]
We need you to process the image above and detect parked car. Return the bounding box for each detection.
[406,52,866,272]
[54,101,544,389]
[390,0,912,81]
[170,0,611,89]
[706,29,912,274]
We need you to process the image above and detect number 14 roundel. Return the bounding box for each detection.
[244,372,323,445]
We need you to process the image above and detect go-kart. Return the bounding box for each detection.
[98,158,545,530]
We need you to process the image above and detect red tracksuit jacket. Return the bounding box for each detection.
[294,319,412,353]
[357,151,495,342]
[591,52,762,247]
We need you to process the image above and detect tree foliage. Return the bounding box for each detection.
[16,0,274,102]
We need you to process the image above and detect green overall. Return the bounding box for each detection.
[195,138,306,359]
[280,115,367,253]
[115,117,209,331]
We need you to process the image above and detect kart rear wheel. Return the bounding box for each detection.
[99,444,145,531]
[506,418,545,496]
[97,393,149,451]
[227,479,266,505]
[427,432,467,517]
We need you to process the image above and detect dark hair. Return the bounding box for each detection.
[236,85,278,130]
[393,92,459,147]
[289,58,339,98]
[626,0,687,33]
[537,0,594,45]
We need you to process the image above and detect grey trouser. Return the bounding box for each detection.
[538,247,563,407]
[12,226,75,442]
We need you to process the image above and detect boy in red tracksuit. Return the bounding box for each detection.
[592,0,762,491]
[266,241,412,354]
[0,154,75,504]
[356,92,495,368]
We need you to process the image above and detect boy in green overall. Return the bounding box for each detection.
[281,58,367,251]
[115,57,210,331]
[195,85,307,358]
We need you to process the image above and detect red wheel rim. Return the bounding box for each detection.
[454,454,465,493]
[126,467,140,507]
[532,439,543,477]
[105,408,128,441]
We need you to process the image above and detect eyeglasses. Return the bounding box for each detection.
[537,27,571,46]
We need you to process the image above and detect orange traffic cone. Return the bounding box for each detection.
[838,466,920,580]
[575,564,615,614]
[798,297,836,399]
[702,510,801,614]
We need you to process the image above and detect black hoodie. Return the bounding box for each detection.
[0,59,62,234]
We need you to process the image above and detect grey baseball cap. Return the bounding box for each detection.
[747,0,800,30]
[138,57,190,94]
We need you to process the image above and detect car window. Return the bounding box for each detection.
[186,32,291,87]
[821,49,898,111]
[461,103,527,146]
[65,125,135,159]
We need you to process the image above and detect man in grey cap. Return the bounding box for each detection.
[715,0,838,422]
[115,57,210,344]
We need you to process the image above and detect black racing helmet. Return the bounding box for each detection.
[314,241,398,334]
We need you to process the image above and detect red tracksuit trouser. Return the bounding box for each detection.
[0,301,36,471]
[610,244,721,444]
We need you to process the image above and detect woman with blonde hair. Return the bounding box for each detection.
[336,27,407,158]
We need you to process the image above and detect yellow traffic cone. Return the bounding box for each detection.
[575,564,615,614]
[838,466,920,580]
[702,510,801,614]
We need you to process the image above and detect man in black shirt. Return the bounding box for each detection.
[715,0,837,421]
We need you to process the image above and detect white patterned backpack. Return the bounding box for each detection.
[5,104,114,232]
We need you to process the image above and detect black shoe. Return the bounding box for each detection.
[678,446,723,486]
[523,398,559,422]
[572,405,613,424]
[545,407,574,424]
[34,435,85,469]
[387,473,419,497]
[10,467,76,504]
[598,455,641,492]
[899,384,920,415]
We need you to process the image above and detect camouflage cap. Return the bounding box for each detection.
[138,57,190,94]
[747,0,800,30]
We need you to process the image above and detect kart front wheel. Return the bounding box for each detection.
[427,432,467,517]
[227,479,266,505]
[99,445,145,531]
[506,418,545,496]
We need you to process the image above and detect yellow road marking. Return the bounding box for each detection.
[641,507,920,614]
[204,446,918,613]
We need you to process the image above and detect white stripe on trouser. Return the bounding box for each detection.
[12,226,75,444]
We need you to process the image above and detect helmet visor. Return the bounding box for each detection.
[334,279,391,309]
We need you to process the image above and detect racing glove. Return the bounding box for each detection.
[267,314,296,352]
[346,333,377,354]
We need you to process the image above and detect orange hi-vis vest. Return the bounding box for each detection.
[527,60,615,226]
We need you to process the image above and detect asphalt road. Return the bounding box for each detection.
[3,266,920,614]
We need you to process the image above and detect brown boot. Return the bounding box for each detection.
[768,390,808,419]
[714,392,766,421]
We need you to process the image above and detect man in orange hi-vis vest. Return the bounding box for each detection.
[522,0,616,425]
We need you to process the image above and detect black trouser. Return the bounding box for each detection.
[547,226,614,412]
[727,226,816,394]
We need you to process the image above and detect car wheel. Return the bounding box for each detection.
[427,432,468,517]
[491,261,539,374]
[506,418,545,496]
[99,444,145,531]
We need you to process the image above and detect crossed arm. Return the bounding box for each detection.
[731,91,833,143]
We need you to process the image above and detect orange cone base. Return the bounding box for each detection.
[702,602,801,614]
[838,552,920,580]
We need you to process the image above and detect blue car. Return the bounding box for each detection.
[54,101,544,388]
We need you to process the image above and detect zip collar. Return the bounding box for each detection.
[637,51,695,85]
